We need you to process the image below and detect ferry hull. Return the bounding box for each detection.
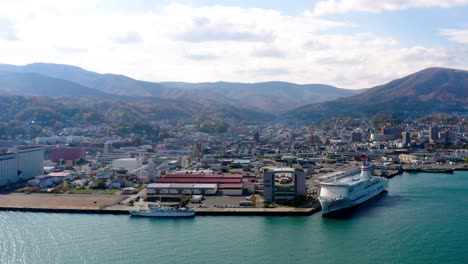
[320,186,387,217]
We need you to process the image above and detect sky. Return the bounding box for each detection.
[0,0,468,89]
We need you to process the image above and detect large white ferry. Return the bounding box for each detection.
[129,203,195,217]
[319,165,388,216]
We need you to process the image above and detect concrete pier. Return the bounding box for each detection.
[195,207,319,216]
[0,193,320,216]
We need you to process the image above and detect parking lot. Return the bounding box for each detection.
[189,195,264,208]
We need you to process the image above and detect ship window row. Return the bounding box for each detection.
[365,181,379,189]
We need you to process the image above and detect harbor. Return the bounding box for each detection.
[1,170,467,264]
[0,192,320,216]
[1,163,465,217]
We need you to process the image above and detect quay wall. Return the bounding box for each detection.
[0,207,130,214]
[0,205,320,216]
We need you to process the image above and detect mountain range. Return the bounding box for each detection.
[0,63,359,112]
[0,63,466,124]
[291,67,467,120]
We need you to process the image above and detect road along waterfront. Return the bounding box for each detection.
[0,171,467,264]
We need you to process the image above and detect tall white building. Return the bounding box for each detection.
[0,153,18,186]
[112,158,142,171]
[15,146,44,181]
[104,142,113,154]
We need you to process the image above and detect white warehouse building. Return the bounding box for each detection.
[15,146,44,181]
[0,153,18,186]
[112,158,142,171]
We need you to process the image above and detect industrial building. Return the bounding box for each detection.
[51,147,86,163]
[147,183,218,195]
[96,152,130,165]
[263,168,306,204]
[112,158,142,171]
[0,153,18,186]
[154,173,253,195]
[14,146,44,181]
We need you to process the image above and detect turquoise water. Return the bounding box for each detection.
[0,172,467,264]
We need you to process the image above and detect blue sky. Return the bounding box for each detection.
[0,0,467,88]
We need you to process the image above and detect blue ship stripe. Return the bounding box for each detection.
[350,185,385,202]
[351,194,366,202]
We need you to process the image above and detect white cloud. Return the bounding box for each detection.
[440,28,468,44]
[0,18,18,41]
[184,50,220,60]
[313,0,468,15]
[0,1,466,89]
[174,17,276,42]
[252,46,286,58]
[114,31,143,44]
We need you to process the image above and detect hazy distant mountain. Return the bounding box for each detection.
[0,71,110,98]
[0,95,274,125]
[161,81,359,111]
[0,63,175,97]
[0,62,101,88]
[0,63,361,112]
[291,67,468,120]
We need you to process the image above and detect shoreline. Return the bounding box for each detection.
[0,206,320,216]
[1,168,465,216]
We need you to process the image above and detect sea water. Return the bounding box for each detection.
[0,171,467,264]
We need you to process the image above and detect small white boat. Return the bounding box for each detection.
[129,203,195,217]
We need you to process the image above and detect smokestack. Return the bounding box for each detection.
[360,165,371,179]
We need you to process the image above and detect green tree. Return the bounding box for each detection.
[369,113,401,130]
[75,156,85,165]
[96,180,106,189]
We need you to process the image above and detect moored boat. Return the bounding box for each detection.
[421,168,454,173]
[129,203,195,217]
[319,165,388,216]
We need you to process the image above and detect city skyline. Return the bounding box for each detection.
[1,0,468,88]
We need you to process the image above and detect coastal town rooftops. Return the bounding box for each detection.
[148,183,171,188]
[190,184,217,189]
[232,159,251,164]
[269,167,295,172]
[147,183,217,189]
[220,183,244,189]
[17,145,43,150]
[171,183,195,189]
[156,178,242,184]
[164,174,243,178]
[48,172,71,177]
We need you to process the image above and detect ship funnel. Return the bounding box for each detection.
[360,165,372,179]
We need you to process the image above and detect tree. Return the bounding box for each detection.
[179,195,191,208]
[369,113,400,130]
[75,156,85,165]
[251,194,257,208]
[96,179,106,189]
